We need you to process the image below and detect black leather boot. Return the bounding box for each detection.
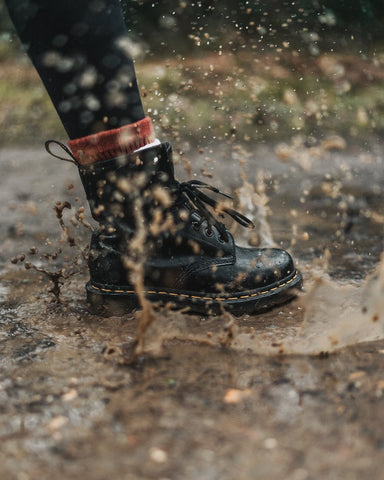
[47,141,302,315]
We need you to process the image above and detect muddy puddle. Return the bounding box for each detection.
[2,140,384,479]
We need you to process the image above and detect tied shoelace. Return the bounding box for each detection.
[45,139,255,242]
[171,179,254,243]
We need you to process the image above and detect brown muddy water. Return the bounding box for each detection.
[1,139,384,480]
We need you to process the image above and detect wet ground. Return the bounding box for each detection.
[2,138,384,479]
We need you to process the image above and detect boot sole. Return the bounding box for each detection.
[86,269,303,316]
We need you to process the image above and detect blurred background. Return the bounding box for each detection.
[1,0,384,147]
[2,6,384,479]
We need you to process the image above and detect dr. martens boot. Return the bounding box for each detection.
[47,141,302,315]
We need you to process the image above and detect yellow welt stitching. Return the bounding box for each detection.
[90,271,299,301]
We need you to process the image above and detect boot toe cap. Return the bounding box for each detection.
[235,247,296,290]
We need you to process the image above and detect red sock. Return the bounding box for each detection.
[67,116,155,165]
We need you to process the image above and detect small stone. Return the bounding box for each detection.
[48,416,68,432]
[348,371,366,381]
[376,380,384,391]
[321,135,347,151]
[263,437,278,449]
[275,143,292,162]
[62,389,78,402]
[149,447,168,463]
[223,388,251,404]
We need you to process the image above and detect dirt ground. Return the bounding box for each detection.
[2,139,384,480]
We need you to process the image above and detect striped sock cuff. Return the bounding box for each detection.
[67,116,155,165]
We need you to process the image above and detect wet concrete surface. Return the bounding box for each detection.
[2,139,384,479]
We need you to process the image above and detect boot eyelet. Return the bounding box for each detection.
[218,235,227,243]
[192,222,200,231]
[205,228,213,237]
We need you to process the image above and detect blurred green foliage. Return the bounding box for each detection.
[1,0,383,55]
[1,0,383,146]
[122,0,384,52]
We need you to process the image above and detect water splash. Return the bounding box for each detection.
[136,258,384,357]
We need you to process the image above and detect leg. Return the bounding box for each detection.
[5,0,146,138]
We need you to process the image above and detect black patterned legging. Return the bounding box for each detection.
[4,0,145,138]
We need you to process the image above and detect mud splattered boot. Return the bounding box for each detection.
[47,141,302,315]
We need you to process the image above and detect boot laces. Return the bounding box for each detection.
[173,179,254,242]
[45,140,254,242]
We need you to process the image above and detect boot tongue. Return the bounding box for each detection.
[139,142,175,181]
[158,142,175,178]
